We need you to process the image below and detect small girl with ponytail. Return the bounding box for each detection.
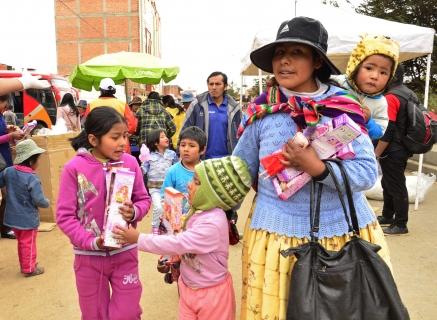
[56,107,151,320]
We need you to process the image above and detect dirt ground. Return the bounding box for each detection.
[1,183,436,320]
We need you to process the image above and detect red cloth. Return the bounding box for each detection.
[260,152,285,177]
[12,228,38,273]
[385,94,401,122]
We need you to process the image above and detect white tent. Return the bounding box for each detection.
[240,1,435,209]
[241,2,435,76]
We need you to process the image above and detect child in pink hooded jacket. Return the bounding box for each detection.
[115,156,252,320]
[56,107,150,320]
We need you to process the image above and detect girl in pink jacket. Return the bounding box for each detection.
[56,107,151,320]
[115,156,252,320]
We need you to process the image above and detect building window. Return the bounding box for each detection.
[145,28,152,54]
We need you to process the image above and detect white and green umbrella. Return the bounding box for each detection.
[70,51,179,91]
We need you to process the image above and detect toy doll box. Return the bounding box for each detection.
[103,169,135,248]
[163,187,185,233]
[30,133,77,222]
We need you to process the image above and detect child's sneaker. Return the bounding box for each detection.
[23,266,44,277]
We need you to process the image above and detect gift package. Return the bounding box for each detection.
[103,168,135,248]
[261,114,362,200]
[162,187,185,234]
[21,120,38,138]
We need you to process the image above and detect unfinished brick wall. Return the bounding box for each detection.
[55,0,143,76]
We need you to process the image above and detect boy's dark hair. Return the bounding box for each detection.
[207,71,228,86]
[146,128,166,153]
[70,107,126,151]
[0,95,9,102]
[388,64,405,90]
[99,89,116,98]
[178,126,207,151]
[19,153,41,168]
[148,91,161,101]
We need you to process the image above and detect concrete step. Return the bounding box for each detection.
[407,145,437,175]
[407,158,437,175]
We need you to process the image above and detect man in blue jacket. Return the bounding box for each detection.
[182,71,241,159]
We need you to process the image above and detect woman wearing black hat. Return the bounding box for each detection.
[233,16,391,319]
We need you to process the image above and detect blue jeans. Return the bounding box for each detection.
[149,188,163,228]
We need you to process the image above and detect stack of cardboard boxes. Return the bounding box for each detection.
[31,133,77,222]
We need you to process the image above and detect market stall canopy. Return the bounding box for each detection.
[70,51,180,91]
[241,2,435,75]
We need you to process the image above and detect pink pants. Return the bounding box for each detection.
[74,249,142,320]
[178,273,236,320]
[12,228,37,273]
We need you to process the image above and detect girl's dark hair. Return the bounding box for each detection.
[146,128,166,153]
[178,126,207,150]
[70,107,126,151]
[60,93,79,117]
[0,95,9,102]
[20,153,41,168]
[162,95,184,115]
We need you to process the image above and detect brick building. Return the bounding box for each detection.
[162,85,183,99]
[55,0,160,77]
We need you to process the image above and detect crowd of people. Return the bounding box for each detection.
[0,14,422,320]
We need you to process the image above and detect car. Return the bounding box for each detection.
[0,71,79,128]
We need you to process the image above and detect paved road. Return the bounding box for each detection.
[0,182,436,319]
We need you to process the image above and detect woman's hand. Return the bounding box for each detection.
[281,138,326,177]
[119,200,134,222]
[113,225,140,245]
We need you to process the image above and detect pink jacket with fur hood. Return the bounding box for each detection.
[56,149,151,256]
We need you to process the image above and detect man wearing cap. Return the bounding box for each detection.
[182,71,241,160]
[180,91,195,111]
[86,78,137,136]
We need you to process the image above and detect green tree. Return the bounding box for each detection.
[247,78,268,99]
[356,0,436,96]
[227,82,240,101]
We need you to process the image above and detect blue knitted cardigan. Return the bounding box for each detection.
[233,85,378,238]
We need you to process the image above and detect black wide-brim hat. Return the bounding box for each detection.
[250,16,340,81]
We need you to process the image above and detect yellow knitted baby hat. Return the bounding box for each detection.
[346,35,400,85]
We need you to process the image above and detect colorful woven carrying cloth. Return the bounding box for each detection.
[191,156,252,212]
[237,86,366,137]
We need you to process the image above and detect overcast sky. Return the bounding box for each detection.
[156,0,363,93]
[0,0,361,93]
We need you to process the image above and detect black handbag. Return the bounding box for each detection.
[281,160,410,320]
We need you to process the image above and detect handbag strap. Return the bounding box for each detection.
[310,160,361,242]
[309,179,323,241]
[325,159,360,235]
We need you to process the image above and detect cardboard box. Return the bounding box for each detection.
[31,133,77,222]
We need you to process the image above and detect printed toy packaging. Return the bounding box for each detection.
[162,187,185,233]
[21,120,38,137]
[156,187,185,284]
[261,114,362,200]
[103,169,135,248]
